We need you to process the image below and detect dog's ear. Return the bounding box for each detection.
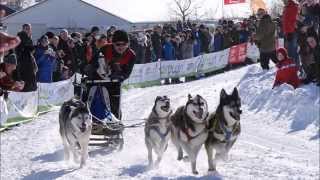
[220,89,227,100]
[232,87,239,98]
[156,96,162,102]
[188,94,192,101]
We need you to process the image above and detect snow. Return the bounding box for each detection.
[1,64,319,180]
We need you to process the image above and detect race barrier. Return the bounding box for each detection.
[0,40,284,128]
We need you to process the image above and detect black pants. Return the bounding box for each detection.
[260,51,278,70]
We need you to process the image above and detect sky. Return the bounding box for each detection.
[29,0,279,22]
[82,0,258,22]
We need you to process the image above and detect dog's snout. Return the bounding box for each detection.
[238,109,242,114]
[82,122,86,127]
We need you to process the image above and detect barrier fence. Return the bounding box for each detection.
[0,40,284,129]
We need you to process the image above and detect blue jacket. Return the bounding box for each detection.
[35,46,56,83]
[213,33,224,52]
[193,31,201,57]
[162,41,175,60]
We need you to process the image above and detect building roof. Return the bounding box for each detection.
[2,0,132,24]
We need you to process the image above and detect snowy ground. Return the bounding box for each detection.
[1,64,319,180]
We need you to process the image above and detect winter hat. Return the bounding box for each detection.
[277,48,289,60]
[112,30,129,43]
[4,53,17,65]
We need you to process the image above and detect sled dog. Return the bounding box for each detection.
[145,96,172,168]
[171,94,209,174]
[205,88,242,173]
[59,98,92,168]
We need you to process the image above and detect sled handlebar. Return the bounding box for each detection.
[85,79,120,84]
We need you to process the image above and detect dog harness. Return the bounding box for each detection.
[180,112,209,142]
[146,110,173,143]
[209,114,239,143]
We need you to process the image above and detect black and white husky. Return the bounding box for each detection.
[205,88,242,173]
[171,94,209,174]
[59,99,92,168]
[145,96,172,168]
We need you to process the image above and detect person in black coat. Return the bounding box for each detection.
[15,24,37,92]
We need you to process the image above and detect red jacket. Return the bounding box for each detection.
[282,0,299,35]
[100,44,136,81]
[273,48,301,89]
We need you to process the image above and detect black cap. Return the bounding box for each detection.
[112,30,129,43]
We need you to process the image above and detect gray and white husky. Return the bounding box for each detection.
[171,94,209,174]
[145,96,172,168]
[59,98,92,168]
[205,88,242,173]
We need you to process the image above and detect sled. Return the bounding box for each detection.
[75,78,124,151]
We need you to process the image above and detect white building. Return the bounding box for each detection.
[2,0,133,41]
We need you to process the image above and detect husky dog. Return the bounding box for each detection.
[205,88,242,173]
[59,98,92,168]
[145,96,172,168]
[171,94,209,174]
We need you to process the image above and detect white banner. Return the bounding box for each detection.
[246,43,260,62]
[7,91,38,119]
[0,96,8,125]
[38,78,74,106]
[160,57,201,78]
[124,62,161,84]
[198,49,230,73]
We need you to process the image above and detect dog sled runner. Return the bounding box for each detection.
[75,78,124,150]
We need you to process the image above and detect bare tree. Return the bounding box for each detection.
[269,0,284,17]
[169,0,200,23]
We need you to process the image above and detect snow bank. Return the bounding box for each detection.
[238,65,320,139]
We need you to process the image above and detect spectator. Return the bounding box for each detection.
[71,32,85,73]
[199,24,212,54]
[180,30,194,59]
[16,24,37,92]
[106,25,117,43]
[90,26,100,47]
[63,38,76,78]
[177,20,183,33]
[35,35,56,83]
[151,25,162,61]
[58,29,69,52]
[162,34,175,61]
[282,0,300,63]
[213,26,224,52]
[162,34,175,84]
[307,35,320,86]
[144,33,155,63]
[256,10,278,70]
[297,25,316,84]
[0,53,25,91]
[192,24,201,57]
[273,48,301,89]
[49,36,64,82]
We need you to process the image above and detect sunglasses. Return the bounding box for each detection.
[114,42,128,47]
